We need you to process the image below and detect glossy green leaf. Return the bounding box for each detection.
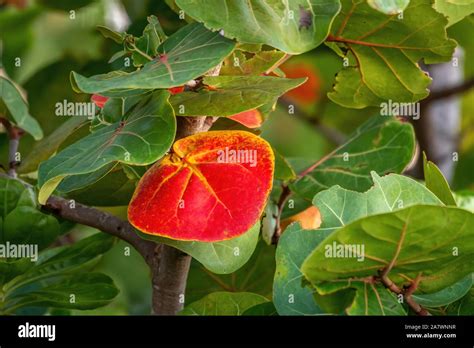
[37,91,176,204]
[289,116,415,201]
[412,274,473,307]
[328,0,456,108]
[63,165,139,206]
[314,172,443,232]
[273,222,331,315]
[3,273,119,313]
[56,163,116,194]
[423,153,457,206]
[302,205,474,294]
[274,172,439,315]
[180,291,268,315]
[367,0,409,14]
[175,0,341,54]
[18,116,88,174]
[138,222,260,274]
[170,76,306,117]
[0,76,43,140]
[434,0,474,26]
[71,23,235,95]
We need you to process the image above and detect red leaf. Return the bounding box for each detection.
[229,109,263,129]
[91,94,109,108]
[168,86,185,95]
[128,131,274,242]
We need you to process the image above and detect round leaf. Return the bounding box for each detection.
[129,131,274,242]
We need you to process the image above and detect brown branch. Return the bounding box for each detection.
[271,184,291,244]
[42,195,155,261]
[378,270,431,316]
[421,77,474,105]
[0,117,24,177]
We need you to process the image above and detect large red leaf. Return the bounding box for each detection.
[128,131,274,242]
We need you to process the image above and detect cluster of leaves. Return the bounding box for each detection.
[0,176,118,315]
[0,0,473,315]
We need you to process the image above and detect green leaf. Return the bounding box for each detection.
[18,116,88,174]
[273,222,331,315]
[454,191,474,212]
[274,172,441,315]
[423,153,457,206]
[242,301,277,316]
[289,116,415,201]
[274,150,296,181]
[434,0,474,26]
[458,289,474,315]
[0,176,27,219]
[302,205,474,294]
[221,50,286,76]
[138,222,260,274]
[328,0,456,108]
[314,172,443,232]
[0,76,43,140]
[71,23,236,95]
[62,165,139,206]
[180,291,268,315]
[367,0,409,14]
[96,25,125,44]
[36,0,94,11]
[2,206,59,250]
[412,274,473,307]
[175,0,342,54]
[3,273,119,313]
[37,91,176,204]
[0,258,33,286]
[170,76,306,117]
[186,241,275,303]
[318,281,406,315]
[131,16,167,67]
[3,233,115,293]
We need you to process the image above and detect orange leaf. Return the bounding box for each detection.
[281,206,321,231]
[128,131,274,242]
[228,109,263,129]
[281,62,320,105]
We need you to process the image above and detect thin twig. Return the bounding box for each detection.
[422,78,474,105]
